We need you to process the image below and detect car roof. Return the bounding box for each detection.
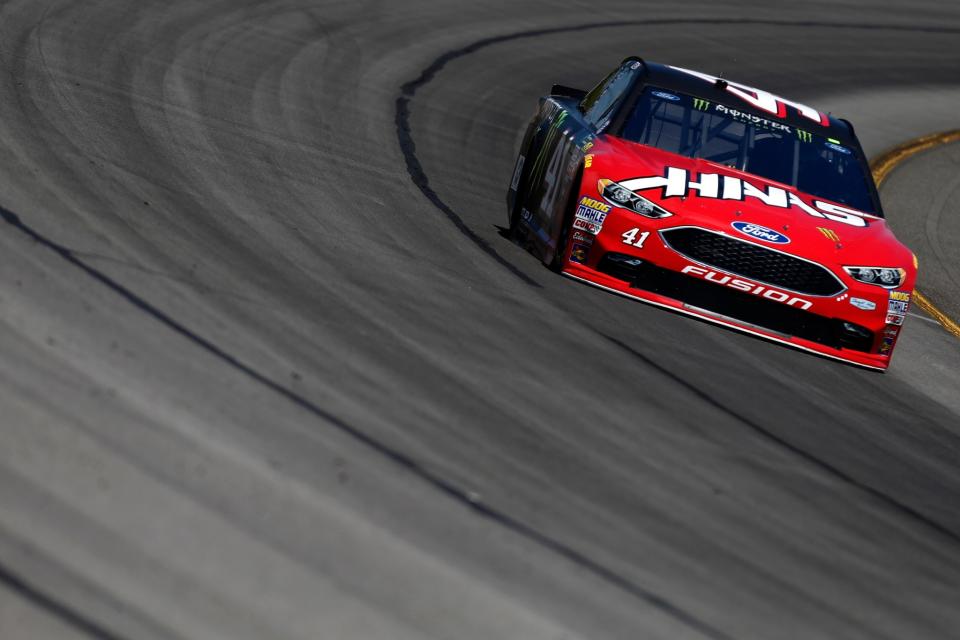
[635,60,856,143]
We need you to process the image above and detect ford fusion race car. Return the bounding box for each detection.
[506,58,917,370]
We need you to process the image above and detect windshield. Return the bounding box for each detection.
[619,87,878,214]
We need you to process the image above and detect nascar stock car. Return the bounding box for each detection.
[506,58,917,370]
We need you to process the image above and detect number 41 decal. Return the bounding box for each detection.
[622,228,649,248]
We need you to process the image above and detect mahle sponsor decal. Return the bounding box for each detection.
[574,197,609,235]
[888,299,909,314]
[681,265,813,310]
[731,221,790,244]
[616,167,873,227]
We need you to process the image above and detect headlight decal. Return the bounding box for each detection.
[843,266,906,289]
[597,179,673,219]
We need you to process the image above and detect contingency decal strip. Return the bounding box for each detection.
[870,129,960,340]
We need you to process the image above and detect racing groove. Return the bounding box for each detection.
[2,2,960,639]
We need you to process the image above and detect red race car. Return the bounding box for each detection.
[507,58,916,371]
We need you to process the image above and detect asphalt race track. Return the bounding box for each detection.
[884,139,960,325]
[1,1,960,638]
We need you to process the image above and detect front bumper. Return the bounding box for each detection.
[562,215,906,371]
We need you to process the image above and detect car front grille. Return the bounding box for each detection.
[659,227,845,297]
[596,253,874,353]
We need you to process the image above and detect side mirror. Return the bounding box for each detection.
[550,84,587,101]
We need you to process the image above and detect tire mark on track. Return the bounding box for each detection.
[601,333,960,546]
[0,204,733,640]
[0,562,125,640]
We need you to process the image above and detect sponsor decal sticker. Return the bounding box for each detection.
[886,313,905,326]
[880,336,895,354]
[817,226,840,242]
[849,297,876,311]
[577,196,611,214]
[884,326,900,338]
[693,98,711,111]
[889,291,910,302]
[888,299,909,314]
[572,230,594,245]
[826,142,851,154]
[584,154,593,168]
[715,104,790,132]
[680,265,812,310]
[731,221,790,244]
[570,242,590,264]
[796,129,813,143]
[573,218,602,234]
[574,197,610,235]
[652,90,680,101]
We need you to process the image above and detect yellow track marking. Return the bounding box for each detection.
[870,130,960,340]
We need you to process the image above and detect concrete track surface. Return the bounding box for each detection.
[1,1,959,638]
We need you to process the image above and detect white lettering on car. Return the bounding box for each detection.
[618,168,871,228]
[681,265,814,310]
[668,66,830,126]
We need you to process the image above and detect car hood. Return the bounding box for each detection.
[591,136,914,269]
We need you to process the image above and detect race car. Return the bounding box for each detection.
[506,57,916,370]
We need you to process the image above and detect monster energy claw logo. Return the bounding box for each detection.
[796,129,813,142]
[693,98,711,111]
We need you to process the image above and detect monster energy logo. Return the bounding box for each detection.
[693,98,711,111]
[796,129,813,142]
[528,111,569,191]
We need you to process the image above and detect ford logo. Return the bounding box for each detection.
[651,90,680,101]
[731,221,790,244]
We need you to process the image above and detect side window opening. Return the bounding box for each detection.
[581,61,642,129]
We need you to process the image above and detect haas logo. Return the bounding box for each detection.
[616,167,873,228]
